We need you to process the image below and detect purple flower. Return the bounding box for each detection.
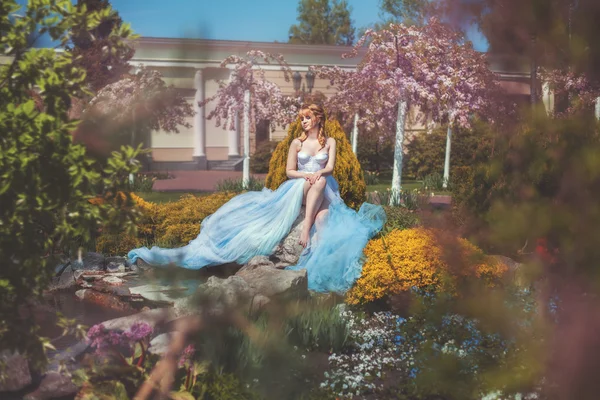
[87,324,124,351]
[124,322,153,342]
[178,344,196,368]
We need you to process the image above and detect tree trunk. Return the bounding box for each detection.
[390,100,408,206]
[351,113,358,154]
[443,125,452,189]
[243,89,251,189]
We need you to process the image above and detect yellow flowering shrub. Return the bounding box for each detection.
[155,193,236,245]
[346,228,507,305]
[96,192,235,255]
[265,118,366,210]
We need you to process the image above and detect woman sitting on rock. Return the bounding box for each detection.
[128,104,386,293]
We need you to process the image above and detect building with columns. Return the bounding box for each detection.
[130,37,533,171]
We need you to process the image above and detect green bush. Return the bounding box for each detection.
[363,170,381,185]
[266,118,366,210]
[422,172,446,191]
[356,131,395,172]
[251,140,278,173]
[0,0,139,369]
[405,122,494,180]
[382,206,421,233]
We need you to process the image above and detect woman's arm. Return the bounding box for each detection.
[319,138,337,176]
[308,138,336,184]
[286,139,308,180]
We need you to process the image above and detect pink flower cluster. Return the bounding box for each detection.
[200,50,300,133]
[315,18,505,135]
[87,322,153,354]
[88,66,194,133]
[539,67,600,117]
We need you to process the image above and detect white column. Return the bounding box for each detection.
[595,97,600,120]
[351,113,359,154]
[243,90,251,188]
[443,125,452,189]
[229,112,240,157]
[193,69,206,157]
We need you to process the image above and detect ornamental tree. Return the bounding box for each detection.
[316,18,501,202]
[539,67,600,118]
[200,50,300,186]
[81,66,194,155]
[200,50,299,133]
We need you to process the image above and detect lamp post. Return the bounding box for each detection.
[292,71,315,95]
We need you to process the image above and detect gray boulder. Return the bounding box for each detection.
[23,372,78,400]
[0,351,31,392]
[101,308,177,332]
[105,256,129,273]
[48,264,77,291]
[72,252,105,271]
[236,256,308,299]
[269,209,306,268]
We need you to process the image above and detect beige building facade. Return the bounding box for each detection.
[130,37,532,171]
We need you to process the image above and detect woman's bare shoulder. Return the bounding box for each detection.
[291,138,302,149]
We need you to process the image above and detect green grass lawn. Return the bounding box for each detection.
[136,178,451,204]
[367,180,422,193]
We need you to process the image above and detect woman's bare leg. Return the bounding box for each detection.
[313,201,330,245]
[300,178,326,248]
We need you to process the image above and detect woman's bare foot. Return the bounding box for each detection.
[299,226,310,248]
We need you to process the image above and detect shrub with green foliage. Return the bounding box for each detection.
[251,140,278,173]
[405,122,494,180]
[265,118,366,210]
[0,0,140,368]
[381,206,420,233]
[356,131,395,172]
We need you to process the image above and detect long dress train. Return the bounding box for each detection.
[127,151,386,293]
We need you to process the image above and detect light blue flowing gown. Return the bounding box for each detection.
[128,151,386,293]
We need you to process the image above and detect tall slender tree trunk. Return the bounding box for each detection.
[390,100,408,206]
[443,125,452,189]
[351,113,358,154]
[242,89,251,189]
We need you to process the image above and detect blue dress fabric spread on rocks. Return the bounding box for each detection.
[128,152,386,293]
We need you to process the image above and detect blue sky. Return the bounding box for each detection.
[22,0,488,51]
[109,0,489,51]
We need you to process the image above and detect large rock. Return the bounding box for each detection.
[148,333,172,356]
[269,209,306,268]
[75,289,134,312]
[101,308,177,332]
[236,256,308,299]
[202,275,256,308]
[23,372,78,400]
[71,252,105,271]
[105,256,131,273]
[0,351,31,392]
[48,264,77,291]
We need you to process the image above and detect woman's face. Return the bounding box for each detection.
[301,112,318,131]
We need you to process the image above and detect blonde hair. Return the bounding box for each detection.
[298,104,327,149]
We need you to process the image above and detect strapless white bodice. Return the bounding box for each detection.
[297,151,328,173]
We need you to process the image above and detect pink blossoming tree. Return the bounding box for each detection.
[82,66,194,157]
[539,68,600,118]
[316,18,502,203]
[199,50,300,186]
